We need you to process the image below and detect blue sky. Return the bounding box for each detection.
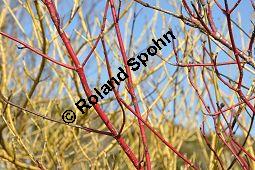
[55,0,255,135]
[13,0,255,135]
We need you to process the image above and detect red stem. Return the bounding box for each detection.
[0,32,76,70]
[43,0,141,168]
[108,0,151,169]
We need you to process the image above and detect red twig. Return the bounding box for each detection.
[82,0,109,67]
[118,97,198,169]
[200,122,224,169]
[0,32,76,70]
[108,0,151,169]
[43,0,141,168]
[0,92,113,136]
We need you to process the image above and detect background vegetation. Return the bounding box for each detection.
[0,0,254,169]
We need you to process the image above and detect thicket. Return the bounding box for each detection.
[0,0,255,169]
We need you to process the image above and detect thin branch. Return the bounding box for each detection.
[0,32,76,70]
